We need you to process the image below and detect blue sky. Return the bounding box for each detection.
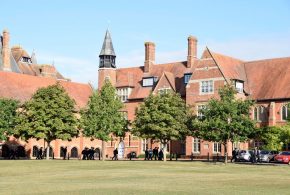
[1,1,289,87]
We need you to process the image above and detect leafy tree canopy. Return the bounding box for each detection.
[195,85,256,163]
[133,92,191,146]
[81,80,127,141]
[81,80,127,160]
[0,98,19,140]
[15,83,79,144]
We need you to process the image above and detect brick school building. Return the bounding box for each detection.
[0,29,289,159]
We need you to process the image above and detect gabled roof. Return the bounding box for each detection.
[0,71,92,109]
[116,61,188,100]
[99,30,116,56]
[152,71,176,94]
[11,45,30,62]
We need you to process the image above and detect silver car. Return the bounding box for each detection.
[258,150,279,162]
[237,150,253,162]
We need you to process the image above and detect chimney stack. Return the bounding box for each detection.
[2,29,11,71]
[144,42,155,73]
[187,36,197,68]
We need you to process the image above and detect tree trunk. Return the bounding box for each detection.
[163,142,167,162]
[101,140,106,161]
[46,141,50,160]
[224,142,228,164]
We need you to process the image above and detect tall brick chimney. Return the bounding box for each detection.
[187,36,197,68]
[144,42,155,73]
[2,29,11,71]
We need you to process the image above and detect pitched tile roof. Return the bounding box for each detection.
[0,71,92,109]
[116,61,189,99]
[244,57,290,100]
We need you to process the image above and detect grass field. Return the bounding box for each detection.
[0,160,289,195]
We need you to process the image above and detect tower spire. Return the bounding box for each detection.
[99,30,116,68]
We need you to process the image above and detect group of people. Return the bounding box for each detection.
[81,147,98,160]
[231,147,261,163]
[145,147,164,161]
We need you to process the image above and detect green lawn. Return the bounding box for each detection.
[0,160,289,195]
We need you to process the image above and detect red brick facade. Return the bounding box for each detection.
[0,29,289,159]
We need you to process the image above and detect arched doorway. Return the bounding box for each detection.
[44,146,53,158]
[118,141,125,159]
[70,147,78,158]
[60,146,65,158]
[32,146,38,157]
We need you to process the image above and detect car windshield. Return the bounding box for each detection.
[280,151,290,155]
[260,150,269,154]
[239,150,247,154]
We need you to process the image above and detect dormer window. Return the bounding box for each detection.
[21,57,32,63]
[235,80,244,93]
[184,73,192,84]
[142,77,157,87]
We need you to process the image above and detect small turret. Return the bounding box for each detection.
[99,30,116,68]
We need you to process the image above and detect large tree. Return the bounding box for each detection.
[196,85,256,164]
[15,83,79,159]
[132,92,191,161]
[81,80,127,161]
[0,98,19,141]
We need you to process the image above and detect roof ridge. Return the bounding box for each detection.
[210,51,244,63]
[245,56,290,64]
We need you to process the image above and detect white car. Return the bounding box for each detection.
[237,150,253,162]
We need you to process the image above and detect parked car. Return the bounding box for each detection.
[258,150,279,163]
[237,150,253,162]
[274,151,290,164]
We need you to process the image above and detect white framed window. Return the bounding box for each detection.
[213,142,221,153]
[192,138,200,153]
[158,88,171,95]
[116,88,131,102]
[200,80,214,94]
[197,105,206,119]
[142,77,154,87]
[235,81,244,93]
[281,105,289,121]
[141,139,148,152]
[184,73,192,84]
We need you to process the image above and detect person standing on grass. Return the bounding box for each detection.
[231,148,237,163]
[145,148,149,160]
[36,147,43,159]
[63,147,67,160]
[158,149,164,161]
[112,148,118,160]
[82,147,88,160]
[252,147,258,163]
[153,147,158,160]
[89,147,95,160]
[148,148,153,160]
